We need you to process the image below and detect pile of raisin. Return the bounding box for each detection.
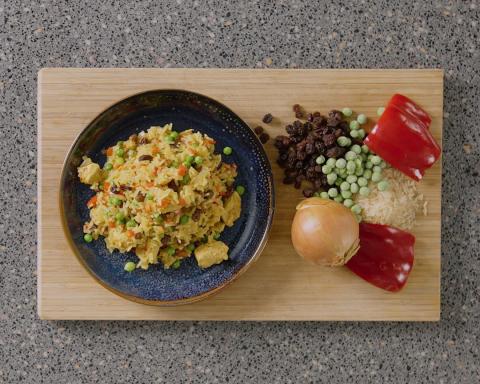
[274,107,357,197]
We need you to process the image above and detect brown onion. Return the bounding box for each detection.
[291,198,360,266]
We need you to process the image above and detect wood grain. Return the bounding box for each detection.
[37,68,443,320]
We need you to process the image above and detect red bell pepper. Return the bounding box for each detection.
[346,223,415,292]
[364,94,441,181]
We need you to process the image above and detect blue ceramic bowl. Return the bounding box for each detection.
[60,90,274,305]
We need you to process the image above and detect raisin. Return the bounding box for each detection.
[303,189,314,198]
[262,113,273,124]
[323,133,336,147]
[192,209,202,222]
[135,192,145,202]
[168,180,179,192]
[326,146,346,158]
[138,155,153,162]
[293,104,301,112]
[295,111,303,119]
[254,126,264,135]
[138,136,149,145]
[259,132,270,143]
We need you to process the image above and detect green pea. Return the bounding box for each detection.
[355,168,364,177]
[104,163,113,171]
[350,129,359,138]
[316,155,326,165]
[186,244,195,253]
[184,155,195,167]
[337,168,347,178]
[223,146,233,155]
[371,155,382,165]
[377,107,385,116]
[124,261,136,272]
[313,192,321,197]
[170,259,181,269]
[171,160,179,168]
[336,158,347,169]
[343,199,354,208]
[235,185,246,196]
[320,192,329,199]
[361,144,370,154]
[341,190,352,199]
[355,158,363,167]
[340,181,350,191]
[109,197,122,206]
[213,232,221,240]
[380,160,388,169]
[359,186,370,196]
[346,175,357,184]
[350,182,359,194]
[126,219,137,228]
[170,131,179,140]
[364,169,372,180]
[115,212,124,221]
[166,246,176,256]
[146,192,154,200]
[327,173,337,185]
[342,107,353,117]
[182,174,191,185]
[326,158,336,167]
[327,188,338,198]
[116,148,125,157]
[357,114,367,124]
[337,136,351,147]
[335,179,342,187]
[322,165,333,174]
[357,177,368,187]
[357,129,366,139]
[334,195,344,203]
[154,213,164,224]
[365,161,373,169]
[84,233,93,243]
[371,172,382,182]
[350,144,361,155]
[373,165,382,173]
[351,204,362,215]
[350,120,360,130]
[346,161,356,172]
[345,151,357,161]
[360,153,368,162]
[179,215,189,225]
[378,180,390,191]
[194,156,203,165]
[116,157,125,165]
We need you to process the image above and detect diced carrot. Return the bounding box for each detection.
[177,250,188,258]
[152,146,160,155]
[103,182,110,193]
[106,147,113,156]
[145,204,152,213]
[160,198,170,208]
[179,197,186,206]
[126,230,134,238]
[108,221,116,229]
[87,195,97,208]
[145,181,154,188]
[177,164,187,177]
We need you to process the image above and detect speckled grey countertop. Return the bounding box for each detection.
[1,1,479,383]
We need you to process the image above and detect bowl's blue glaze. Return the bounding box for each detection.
[60,90,274,305]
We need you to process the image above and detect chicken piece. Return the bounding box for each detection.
[222,191,241,227]
[194,241,229,268]
[77,156,102,185]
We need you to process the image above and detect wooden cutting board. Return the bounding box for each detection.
[38,68,442,320]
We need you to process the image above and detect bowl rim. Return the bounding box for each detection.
[59,88,275,306]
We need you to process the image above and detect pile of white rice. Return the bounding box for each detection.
[355,168,426,231]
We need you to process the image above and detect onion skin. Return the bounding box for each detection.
[291,198,360,267]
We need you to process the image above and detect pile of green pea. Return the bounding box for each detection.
[313,108,390,219]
